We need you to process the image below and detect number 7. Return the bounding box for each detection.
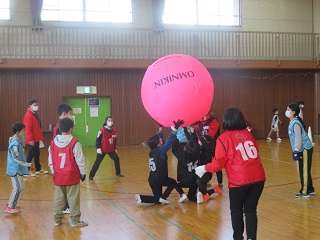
[59,153,66,168]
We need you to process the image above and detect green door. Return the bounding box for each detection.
[62,97,111,146]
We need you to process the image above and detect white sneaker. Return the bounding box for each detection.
[135,194,142,205]
[36,169,48,174]
[71,220,88,227]
[23,173,36,177]
[159,198,171,204]
[277,138,282,141]
[135,194,154,206]
[267,137,272,141]
[178,194,188,203]
[196,192,204,204]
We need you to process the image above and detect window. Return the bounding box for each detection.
[163,0,241,26]
[0,0,10,20]
[41,0,132,23]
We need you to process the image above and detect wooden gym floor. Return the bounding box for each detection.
[0,138,320,240]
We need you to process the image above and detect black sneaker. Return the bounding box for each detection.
[116,173,124,177]
[89,176,93,180]
[62,207,70,214]
[295,193,310,198]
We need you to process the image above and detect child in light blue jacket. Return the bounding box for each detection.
[5,123,31,214]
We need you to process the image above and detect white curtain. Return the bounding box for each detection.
[31,0,43,27]
[152,0,165,31]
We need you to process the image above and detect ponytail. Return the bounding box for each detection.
[296,116,307,131]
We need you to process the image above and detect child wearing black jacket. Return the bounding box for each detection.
[172,130,200,203]
[135,120,185,206]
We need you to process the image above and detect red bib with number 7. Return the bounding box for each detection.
[50,138,81,186]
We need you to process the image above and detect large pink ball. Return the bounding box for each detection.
[141,54,214,127]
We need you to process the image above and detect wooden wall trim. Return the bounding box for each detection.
[0,59,320,70]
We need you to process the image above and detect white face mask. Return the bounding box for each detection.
[285,110,292,118]
[107,121,113,127]
[31,106,39,111]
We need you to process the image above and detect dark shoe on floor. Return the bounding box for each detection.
[295,193,310,198]
[62,207,70,214]
[116,173,124,177]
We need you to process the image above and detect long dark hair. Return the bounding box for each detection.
[288,103,306,131]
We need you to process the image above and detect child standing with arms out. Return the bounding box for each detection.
[89,115,124,180]
[48,118,87,227]
[267,108,283,141]
[5,123,31,214]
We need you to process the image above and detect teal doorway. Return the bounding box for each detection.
[63,97,111,146]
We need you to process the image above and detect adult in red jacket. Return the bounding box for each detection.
[196,107,266,240]
[23,99,47,175]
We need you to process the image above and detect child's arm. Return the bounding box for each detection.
[10,146,30,167]
[73,141,86,176]
[96,130,103,148]
[279,117,283,125]
[171,137,182,157]
[48,146,54,175]
[293,123,302,151]
[159,119,184,159]
[271,116,276,128]
[183,127,191,140]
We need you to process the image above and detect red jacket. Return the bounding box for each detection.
[23,108,43,144]
[205,129,266,188]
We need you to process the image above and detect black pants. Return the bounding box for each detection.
[90,151,121,177]
[26,142,41,171]
[197,172,214,195]
[229,181,265,240]
[178,182,198,202]
[298,148,314,195]
[140,177,184,203]
[216,170,223,184]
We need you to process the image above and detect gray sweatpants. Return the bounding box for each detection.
[8,174,24,208]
